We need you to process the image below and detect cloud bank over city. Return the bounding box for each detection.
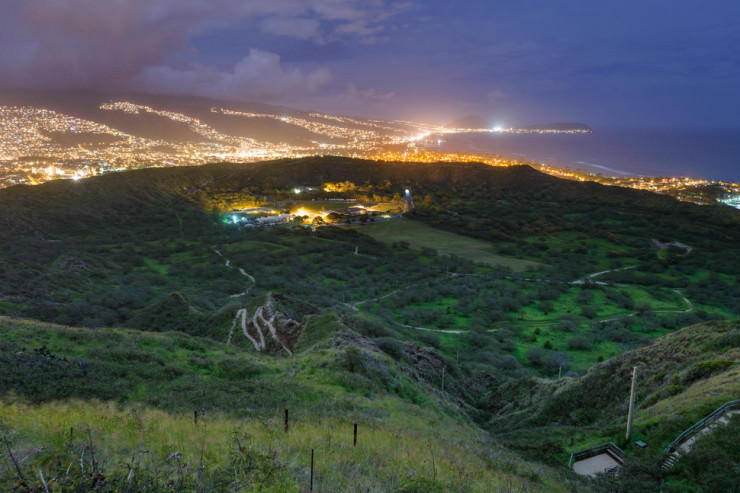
[1,0,739,127]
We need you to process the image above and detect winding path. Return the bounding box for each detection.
[213,248,256,297]
[570,265,638,285]
[653,239,693,258]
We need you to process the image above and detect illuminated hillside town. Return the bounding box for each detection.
[1,102,738,208]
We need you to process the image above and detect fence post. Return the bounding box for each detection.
[284,409,289,432]
[194,410,198,425]
[626,367,637,441]
[353,423,358,447]
[310,448,314,492]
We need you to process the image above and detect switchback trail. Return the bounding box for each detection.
[571,265,638,285]
[214,248,256,297]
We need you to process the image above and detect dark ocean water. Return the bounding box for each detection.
[438,128,740,183]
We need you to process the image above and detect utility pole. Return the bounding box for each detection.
[626,366,637,441]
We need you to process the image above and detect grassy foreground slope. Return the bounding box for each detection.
[0,318,579,492]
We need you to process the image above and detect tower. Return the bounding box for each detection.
[404,188,414,212]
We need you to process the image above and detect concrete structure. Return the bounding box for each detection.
[570,442,625,477]
[572,453,622,477]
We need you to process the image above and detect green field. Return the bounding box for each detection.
[359,218,541,271]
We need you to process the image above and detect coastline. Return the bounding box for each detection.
[435,128,740,182]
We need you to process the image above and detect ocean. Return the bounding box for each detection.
[437,128,740,183]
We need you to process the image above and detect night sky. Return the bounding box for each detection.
[2,0,739,128]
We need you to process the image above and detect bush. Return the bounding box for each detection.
[581,306,597,319]
[681,360,736,385]
[567,335,593,351]
[526,346,545,366]
[375,337,405,360]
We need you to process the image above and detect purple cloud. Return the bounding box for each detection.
[0,0,408,98]
[137,48,332,101]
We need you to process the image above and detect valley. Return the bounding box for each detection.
[0,157,738,491]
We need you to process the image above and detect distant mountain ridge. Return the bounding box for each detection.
[444,114,592,132]
[0,89,416,147]
[522,122,592,132]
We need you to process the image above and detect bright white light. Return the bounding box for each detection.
[405,189,410,195]
[293,188,301,194]
[492,126,504,132]
[232,215,238,224]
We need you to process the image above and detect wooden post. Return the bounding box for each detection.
[284,409,289,433]
[626,366,637,441]
[353,423,358,447]
[194,411,198,425]
[309,448,314,492]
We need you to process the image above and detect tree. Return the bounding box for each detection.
[539,301,554,314]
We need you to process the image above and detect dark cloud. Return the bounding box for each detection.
[1,0,739,127]
[0,0,407,98]
[1,0,202,89]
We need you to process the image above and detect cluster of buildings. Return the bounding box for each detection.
[228,202,399,229]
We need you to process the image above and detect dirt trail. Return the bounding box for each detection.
[214,248,256,297]
[571,265,637,285]
[226,295,294,355]
[653,239,693,258]
[654,290,693,314]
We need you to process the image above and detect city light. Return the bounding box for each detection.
[0,101,735,206]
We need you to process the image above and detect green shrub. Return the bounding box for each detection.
[681,360,736,385]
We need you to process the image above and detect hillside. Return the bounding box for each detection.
[0,317,582,492]
[0,156,738,491]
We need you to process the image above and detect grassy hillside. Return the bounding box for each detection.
[0,156,738,491]
[0,318,579,492]
[482,320,740,491]
[359,218,541,271]
[1,157,736,374]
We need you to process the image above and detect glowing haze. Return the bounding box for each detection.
[1,0,739,128]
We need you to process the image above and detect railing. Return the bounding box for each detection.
[568,442,626,468]
[659,398,740,466]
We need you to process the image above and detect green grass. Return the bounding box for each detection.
[0,398,576,492]
[0,317,582,492]
[359,219,541,271]
[143,257,168,275]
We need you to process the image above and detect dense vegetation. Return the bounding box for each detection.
[0,157,738,491]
